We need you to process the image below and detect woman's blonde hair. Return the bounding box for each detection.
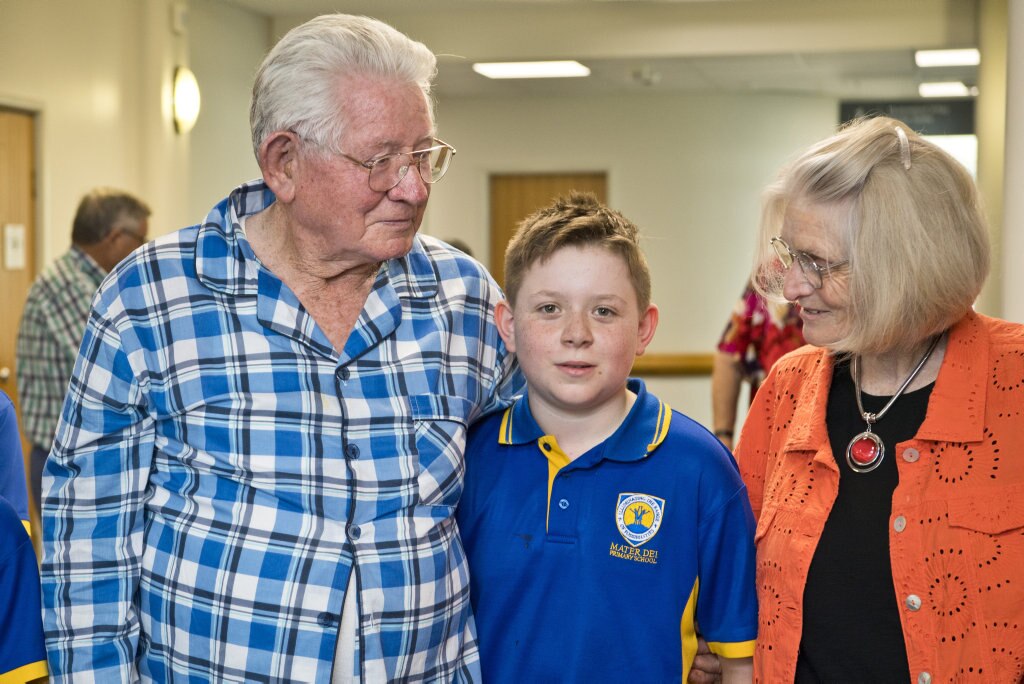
[753,116,990,354]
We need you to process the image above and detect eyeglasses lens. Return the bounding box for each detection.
[368,145,453,192]
[771,237,822,288]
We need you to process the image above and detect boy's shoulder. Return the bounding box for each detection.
[469,404,507,435]
[653,405,741,476]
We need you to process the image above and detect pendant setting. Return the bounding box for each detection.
[847,334,942,476]
[846,430,885,473]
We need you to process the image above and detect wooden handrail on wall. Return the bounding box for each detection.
[631,353,714,377]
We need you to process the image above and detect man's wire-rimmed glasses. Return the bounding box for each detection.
[770,236,848,289]
[331,138,456,192]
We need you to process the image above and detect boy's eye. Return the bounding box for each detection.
[594,306,616,317]
[539,304,559,314]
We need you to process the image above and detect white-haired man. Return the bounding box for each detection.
[42,14,520,683]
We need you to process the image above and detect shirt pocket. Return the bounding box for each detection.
[409,394,474,508]
[947,484,1024,534]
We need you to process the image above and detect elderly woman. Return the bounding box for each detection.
[736,116,1024,683]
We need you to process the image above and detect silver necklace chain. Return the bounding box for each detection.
[852,333,942,426]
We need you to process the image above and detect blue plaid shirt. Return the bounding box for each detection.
[41,180,521,683]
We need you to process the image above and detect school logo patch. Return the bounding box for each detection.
[615,492,665,548]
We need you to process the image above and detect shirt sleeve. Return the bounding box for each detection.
[41,304,153,682]
[0,395,30,528]
[0,497,48,683]
[734,365,782,521]
[469,271,525,420]
[16,285,70,449]
[695,461,758,658]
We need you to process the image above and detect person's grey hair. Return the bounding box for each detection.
[753,115,990,355]
[250,14,437,161]
[71,188,151,245]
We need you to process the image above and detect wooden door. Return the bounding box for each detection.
[0,108,38,503]
[489,173,607,288]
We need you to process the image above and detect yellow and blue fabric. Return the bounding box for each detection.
[0,391,30,537]
[0,494,47,683]
[457,379,757,682]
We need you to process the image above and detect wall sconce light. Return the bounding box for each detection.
[173,66,201,134]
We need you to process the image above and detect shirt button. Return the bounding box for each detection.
[558,498,569,510]
[902,447,920,463]
[542,442,552,451]
[317,612,336,627]
[339,367,350,381]
[918,672,932,684]
[345,444,360,460]
[348,525,361,541]
[893,515,907,532]
[905,594,922,611]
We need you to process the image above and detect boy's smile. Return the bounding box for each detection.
[496,245,658,429]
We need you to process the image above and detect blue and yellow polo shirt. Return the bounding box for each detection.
[0,494,47,683]
[457,379,756,682]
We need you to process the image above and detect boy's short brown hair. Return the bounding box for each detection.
[503,192,652,310]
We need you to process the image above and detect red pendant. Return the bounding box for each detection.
[850,437,878,464]
[846,431,885,473]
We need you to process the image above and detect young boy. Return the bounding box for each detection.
[457,193,756,683]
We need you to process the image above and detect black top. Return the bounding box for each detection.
[795,357,933,684]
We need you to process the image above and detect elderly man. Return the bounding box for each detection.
[17,188,150,519]
[42,14,519,683]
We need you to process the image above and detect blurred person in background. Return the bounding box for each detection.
[16,188,150,520]
[711,280,803,450]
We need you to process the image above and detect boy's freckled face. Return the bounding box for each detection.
[497,245,657,420]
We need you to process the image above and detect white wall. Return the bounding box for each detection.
[0,0,270,264]
[427,91,837,424]
[188,0,268,224]
[0,0,145,265]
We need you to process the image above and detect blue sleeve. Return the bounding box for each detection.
[0,392,30,525]
[695,450,758,657]
[41,302,153,682]
[0,496,48,681]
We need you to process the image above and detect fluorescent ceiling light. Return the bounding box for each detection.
[915,48,980,67]
[918,81,972,97]
[472,61,591,79]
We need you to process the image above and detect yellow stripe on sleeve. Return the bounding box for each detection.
[0,659,48,684]
[707,639,757,659]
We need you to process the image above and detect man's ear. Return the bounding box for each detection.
[635,303,659,356]
[495,299,517,353]
[258,131,301,203]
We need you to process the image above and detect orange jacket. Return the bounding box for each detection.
[737,312,1024,684]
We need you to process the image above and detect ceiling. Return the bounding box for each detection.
[216,0,981,101]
